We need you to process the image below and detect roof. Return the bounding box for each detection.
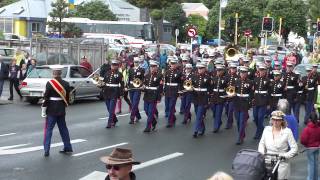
[0,0,52,19]
[181,3,209,12]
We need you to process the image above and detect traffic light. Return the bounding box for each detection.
[262,17,273,32]
[317,20,320,32]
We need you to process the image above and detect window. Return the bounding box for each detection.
[70,67,91,78]
[31,22,40,32]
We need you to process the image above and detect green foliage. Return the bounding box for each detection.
[163,3,187,41]
[0,0,18,7]
[70,0,117,21]
[48,0,69,36]
[150,9,163,20]
[308,0,320,21]
[187,14,207,37]
[0,31,4,40]
[127,0,181,9]
[64,24,83,38]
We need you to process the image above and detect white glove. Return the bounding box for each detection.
[314,104,318,110]
[41,106,47,118]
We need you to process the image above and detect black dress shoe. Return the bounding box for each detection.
[129,121,134,124]
[181,121,187,125]
[213,129,219,133]
[44,152,50,157]
[143,128,151,133]
[236,140,243,145]
[166,124,173,128]
[152,121,157,131]
[199,130,205,136]
[59,149,73,154]
[193,132,198,138]
[179,111,184,114]
[106,125,111,129]
[8,97,13,101]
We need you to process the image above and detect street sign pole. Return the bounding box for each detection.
[218,0,222,47]
[278,17,282,45]
[235,13,238,45]
[175,29,179,46]
[246,36,248,50]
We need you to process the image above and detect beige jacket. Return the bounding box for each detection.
[258,126,298,179]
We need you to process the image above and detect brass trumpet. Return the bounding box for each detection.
[92,74,105,88]
[132,78,142,88]
[183,80,193,91]
[226,85,236,96]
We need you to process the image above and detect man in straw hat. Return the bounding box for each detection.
[100,148,140,180]
[42,65,72,157]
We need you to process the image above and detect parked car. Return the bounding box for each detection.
[0,47,15,64]
[20,65,102,104]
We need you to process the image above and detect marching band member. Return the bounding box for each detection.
[210,65,227,133]
[264,58,273,79]
[128,57,145,124]
[294,71,305,123]
[234,66,253,145]
[242,58,255,80]
[225,63,238,129]
[143,60,163,132]
[269,70,285,113]
[102,60,124,128]
[164,59,183,128]
[283,62,298,116]
[192,62,211,138]
[181,63,194,124]
[42,65,72,157]
[179,56,190,114]
[303,66,318,124]
[252,64,270,140]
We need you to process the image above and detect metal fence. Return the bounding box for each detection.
[0,38,108,70]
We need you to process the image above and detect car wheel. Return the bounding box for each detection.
[27,98,39,105]
[69,91,76,105]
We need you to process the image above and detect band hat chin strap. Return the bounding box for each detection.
[48,79,69,106]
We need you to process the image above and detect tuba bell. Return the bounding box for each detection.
[92,74,105,88]
[183,80,193,91]
[226,85,236,96]
[224,44,241,62]
[132,78,142,88]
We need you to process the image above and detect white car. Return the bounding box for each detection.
[20,65,102,104]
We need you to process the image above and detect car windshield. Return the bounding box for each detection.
[28,67,67,78]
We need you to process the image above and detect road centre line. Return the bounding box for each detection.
[0,133,16,137]
[72,142,128,157]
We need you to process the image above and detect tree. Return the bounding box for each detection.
[187,14,207,37]
[71,0,117,21]
[64,24,83,38]
[48,0,69,36]
[309,0,320,21]
[163,3,187,41]
[0,0,18,7]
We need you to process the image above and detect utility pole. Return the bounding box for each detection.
[278,17,282,45]
[235,13,238,45]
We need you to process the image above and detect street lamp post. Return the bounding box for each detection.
[218,0,222,47]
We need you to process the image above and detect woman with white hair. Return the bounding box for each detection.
[208,171,233,180]
[277,99,299,141]
[258,110,298,180]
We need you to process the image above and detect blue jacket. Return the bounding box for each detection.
[284,114,299,141]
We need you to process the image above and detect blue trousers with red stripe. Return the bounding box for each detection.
[105,98,118,126]
[182,93,193,121]
[234,110,248,143]
[194,104,206,133]
[226,101,234,128]
[129,90,141,121]
[180,94,186,113]
[211,103,224,131]
[144,101,157,129]
[253,105,267,139]
[43,115,72,153]
[165,96,177,125]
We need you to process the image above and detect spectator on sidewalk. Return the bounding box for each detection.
[26,59,37,76]
[0,57,9,97]
[8,58,22,100]
[80,56,93,73]
[100,148,140,180]
[277,99,299,141]
[300,112,320,180]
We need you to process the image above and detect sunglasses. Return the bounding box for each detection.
[106,164,121,171]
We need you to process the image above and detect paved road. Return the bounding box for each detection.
[0,92,312,180]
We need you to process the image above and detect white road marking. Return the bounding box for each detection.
[72,142,128,157]
[0,144,30,150]
[98,111,145,120]
[0,139,86,155]
[0,133,16,137]
[132,152,184,171]
[78,152,184,180]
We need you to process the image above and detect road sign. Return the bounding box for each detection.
[175,29,179,36]
[187,27,197,38]
[244,29,252,36]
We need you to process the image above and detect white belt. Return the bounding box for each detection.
[297,91,303,93]
[287,86,294,89]
[307,87,315,90]
[213,89,225,92]
[271,94,282,97]
[49,97,63,101]
[254,90,267,94]
[166,83,178,86]
[145,86,157,90]
[106,83,120,87]
[236,94,249,97]
[194,88,207,92]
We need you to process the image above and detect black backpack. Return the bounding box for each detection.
[232,149,266,180]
